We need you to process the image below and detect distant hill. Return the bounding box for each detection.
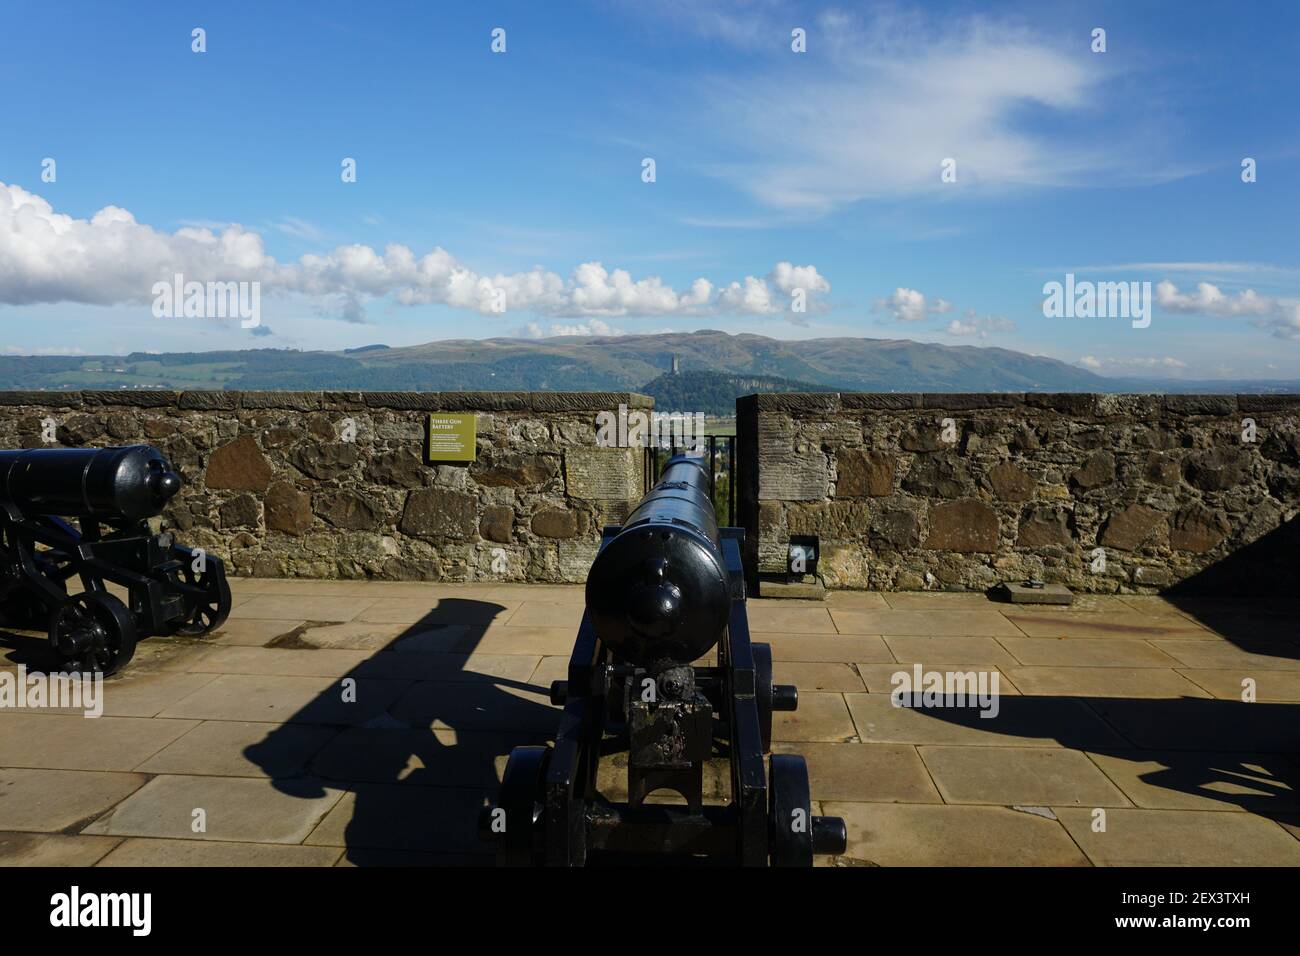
[642,370,835,416]
[1,330,1297,395]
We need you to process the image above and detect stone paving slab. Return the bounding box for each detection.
[275,621,409,651]
[855,663,1021,695]
[83,775,347,844]
[157,673,411,725]
[919,745,1132,807]
[752,632,893,663]
[745,604,838,634]
[0,768,148,832]
[773,742,941,803]
[209,619,306,646]
[0,713,198,771]
[1004,666,1211,699]
[826,802,1090,866]
[185,646,374,678]
[1083,750,1300,813]
[831,609,1023,637]
[1001,610,1214,640]
[304,784,490,855]
[1155,640,1300,671]
[1085,697,1300,752]
[390,681,557,733]
[311,727,548,787]
[772,692,858,742]
[998,637,1180,668]
[500,602,585,629]
[845,693,1130,749]
[884,636,1020,667]
[96,838,343,867]
[880,592,1006,610]
[0,832,122,866]
[135,720,337,778]
[231,594,379,622]
[1056,807,1300,866]
[771,662,866,693]
[356,598,516,626]
[825,591,891,609]
[1177,668,1300,701]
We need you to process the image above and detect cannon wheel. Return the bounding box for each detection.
[173,557,232,636]
[49,591,138,674]
[768,753,814,867]
[495,746,550,866]
[754,641,775,753]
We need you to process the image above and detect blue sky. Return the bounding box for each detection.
[2,0,1299,379]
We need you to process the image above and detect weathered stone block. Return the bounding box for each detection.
[317,490,383,531]
[532,508,578,539]
[205,436,272,492]
[1016,506,1073,548]
[787,501,870,538]
[1070,451,1115,491]
[82,390,178,407]
[265,483,313,535]
[564,446,641,500]
[1163,395,1236,416]
[900,424,949,453]
[835,449,894,497]
[840,393,921,410]
[179,391,238,410]
[924,499,998,553]
[480,505,515,543]
[471,453,560,487]
[290,442,360,480]
[1170,503,1230,553]
[219,493,260,529]
[399,488,477,540]
[1143,452,1181,486]
[1100,505,1168,551]
[1183,448,1246,491]
[987,461,1034,501]
[370,449,428,488]
[902,454,972,499]
[870,507,921,550]
[922,393,1024,410]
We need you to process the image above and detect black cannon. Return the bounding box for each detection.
[0,445,231,673]
[483,454,847,865]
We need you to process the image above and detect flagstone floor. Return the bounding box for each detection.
[1,579,1298,866]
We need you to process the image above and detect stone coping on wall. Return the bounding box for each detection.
[747,392,1300,414]
[0,390,654,412]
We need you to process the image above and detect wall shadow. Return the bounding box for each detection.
[242,597,559,865]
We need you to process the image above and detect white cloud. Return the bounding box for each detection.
[945,311,1016,338]
[875,287,950,323]
[1155,280,1300,339]
[0,182,829,322]
[1077,355,1188,372]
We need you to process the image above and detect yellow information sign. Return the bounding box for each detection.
[424,413,478,463]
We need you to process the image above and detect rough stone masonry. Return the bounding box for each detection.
[0,391,648,583]
[737,392,1300,594]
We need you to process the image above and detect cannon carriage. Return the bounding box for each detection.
[0,445,231,673]
[482,455,847,866]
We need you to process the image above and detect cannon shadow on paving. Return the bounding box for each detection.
[242,598,556,865]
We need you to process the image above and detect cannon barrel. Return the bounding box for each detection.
[585,454,731,670]
[0,445,181,522]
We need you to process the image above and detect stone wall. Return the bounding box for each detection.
[0,391,649,582]
[738,393,1300,593]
